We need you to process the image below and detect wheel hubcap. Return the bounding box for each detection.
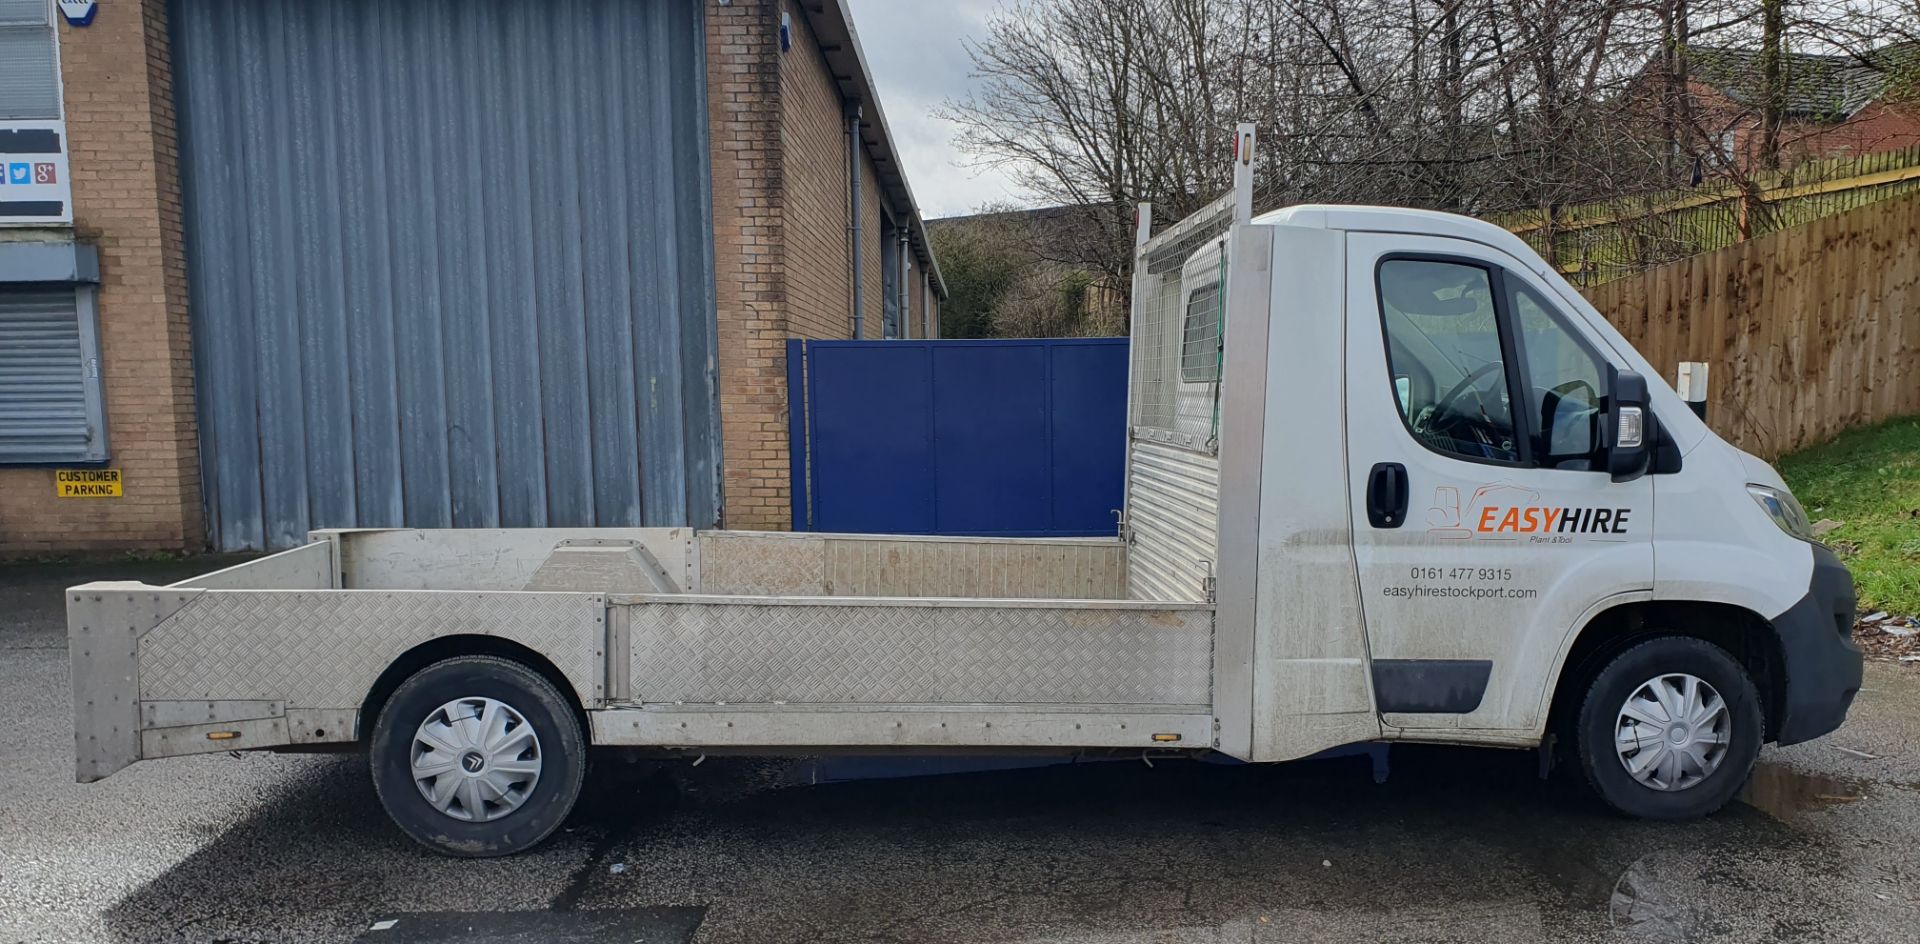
[1614,673,1731,792]
[411,696,542,822]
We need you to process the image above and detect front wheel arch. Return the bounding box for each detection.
[359,635,590,744]
[1547,600,1785,745]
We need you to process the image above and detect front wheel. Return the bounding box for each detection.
[1573,637,1763,819]
[370,655,586,857]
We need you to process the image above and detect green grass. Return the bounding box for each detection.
[1778,416,1920,615]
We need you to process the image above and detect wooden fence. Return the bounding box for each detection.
[1500,145,1920,287]
[1583,190,1920,459]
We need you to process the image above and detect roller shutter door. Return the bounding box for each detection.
[0,287,106,464]
[173,0,718,550]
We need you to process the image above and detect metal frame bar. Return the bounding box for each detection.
[1210,222,1274,759]
[1134,128,1252,275]
[1232,122,1255,222]
[1121,201,1154,544]
[590,706,1215,750]
[608,592,1209,610]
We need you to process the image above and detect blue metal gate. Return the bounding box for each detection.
[787,339,1128,537]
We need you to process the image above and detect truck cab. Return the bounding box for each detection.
[1145,202,1862,816]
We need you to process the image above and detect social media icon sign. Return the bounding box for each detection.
[6,164,28,185]
[33,163,55,184]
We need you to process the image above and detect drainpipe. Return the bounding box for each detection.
[846,103,864,339]
[897,230,910,339]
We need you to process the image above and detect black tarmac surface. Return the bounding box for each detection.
[4,560,1917,943]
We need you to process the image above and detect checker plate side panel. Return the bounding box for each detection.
[627,600,1211,706]
[698,534,827,595]
[697,532,1127,599]
[138,591,605,707]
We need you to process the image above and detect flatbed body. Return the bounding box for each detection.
[71,528,1220,781]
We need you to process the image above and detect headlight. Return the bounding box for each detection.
[1747,484,1814,542]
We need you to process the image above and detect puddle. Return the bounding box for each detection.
[1739,762,1869,819]
[350,908,705,943]
[1606,852,1711,939]
[1555,765,1881,939]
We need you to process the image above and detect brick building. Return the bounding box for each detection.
[0,0,943,553]
[1683,44,1920,169]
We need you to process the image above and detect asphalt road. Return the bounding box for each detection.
[4,560,1919,944]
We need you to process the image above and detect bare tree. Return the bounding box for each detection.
[944,0,1920,310]
[1760,0,1789,169]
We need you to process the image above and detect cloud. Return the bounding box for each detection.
[843,0,1031,218]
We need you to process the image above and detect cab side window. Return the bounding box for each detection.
[1180,279,1222,383]
[1376,259,1520,464]
[1510,283,1608,469]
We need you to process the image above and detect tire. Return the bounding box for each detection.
[370,655,586,857]
[1573,637,1763,820]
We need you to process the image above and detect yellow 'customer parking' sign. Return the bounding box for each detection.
[55,468,121,498]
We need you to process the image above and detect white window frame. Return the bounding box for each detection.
[0,0,62,123]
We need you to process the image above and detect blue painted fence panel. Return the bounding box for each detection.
[792,339,1127,537]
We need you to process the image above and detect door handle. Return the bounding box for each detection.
[1367,462,1409,529]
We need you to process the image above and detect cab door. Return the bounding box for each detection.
[1342,232,1653,734]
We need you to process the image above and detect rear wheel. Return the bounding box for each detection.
[370,655,585,857]
[1574,637,1762,819]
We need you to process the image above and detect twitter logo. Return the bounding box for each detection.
[6,164,28,185]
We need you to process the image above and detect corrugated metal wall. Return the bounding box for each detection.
[172,0,718,551]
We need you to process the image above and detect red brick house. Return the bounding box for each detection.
[1681,43,1920,170]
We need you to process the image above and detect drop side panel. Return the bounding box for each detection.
[69,568,608,781]
[607,595,1215,749]
[696,531,1128,599]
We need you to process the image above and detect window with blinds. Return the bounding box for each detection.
[0,285,107,463]
[0,0,59,122]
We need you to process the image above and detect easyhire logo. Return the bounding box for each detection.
[1474,504,1631,535]
[1426,483,1634,541]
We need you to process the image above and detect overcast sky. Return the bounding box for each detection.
[842,0,1026,219]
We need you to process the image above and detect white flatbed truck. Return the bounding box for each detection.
[69,130,1862,856]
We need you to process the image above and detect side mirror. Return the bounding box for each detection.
[1608,368,1652,483]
